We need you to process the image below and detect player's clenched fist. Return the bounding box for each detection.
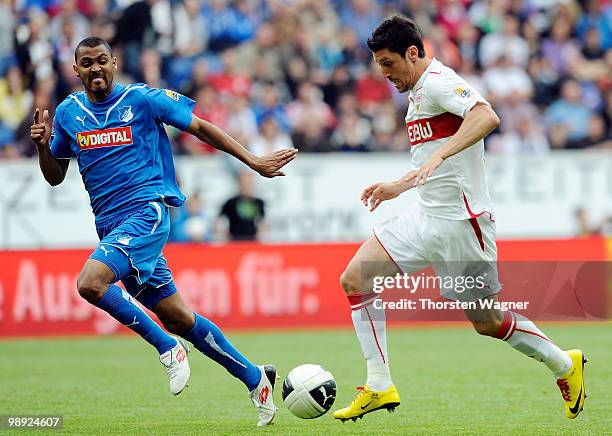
[30,108,52,149]
[250,148,298,178]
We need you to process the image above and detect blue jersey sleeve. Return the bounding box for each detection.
[49,104,74,159]
[143,87,196,131]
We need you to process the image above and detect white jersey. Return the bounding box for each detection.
[406,58,494,220]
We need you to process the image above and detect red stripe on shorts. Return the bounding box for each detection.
[468,217,485,252]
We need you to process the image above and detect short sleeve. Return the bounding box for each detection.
[49,106,74,159]
[220,199,231,218]
[427,72,489,118]
[142,87,196,130]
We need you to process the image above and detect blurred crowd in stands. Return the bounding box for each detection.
[0,0,610,159]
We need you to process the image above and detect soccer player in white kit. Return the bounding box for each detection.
[333,15,587,422]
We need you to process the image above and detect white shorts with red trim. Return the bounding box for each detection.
[373,206,501,303]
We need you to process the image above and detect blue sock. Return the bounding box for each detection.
[96,284,176,355]
[185,313,261,390]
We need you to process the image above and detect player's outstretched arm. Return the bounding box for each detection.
[361,170,418,212]
[31,108,69,186]
[414,103,499,186]
[186,115,298,178]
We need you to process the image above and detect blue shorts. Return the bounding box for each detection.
[89,201,177,310]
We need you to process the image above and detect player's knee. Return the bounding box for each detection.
[340,269,360,295]
[471,319,501,337]
[76,274,108,304]
[161,310,195,336]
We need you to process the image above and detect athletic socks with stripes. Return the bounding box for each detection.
[185,313,262,391]
[96,284,177,355]
[495,311,572,378]
[348,293,393,392]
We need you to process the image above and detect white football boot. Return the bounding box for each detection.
[249,365,278,427]
[160,337,191,395]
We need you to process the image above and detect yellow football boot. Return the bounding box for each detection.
[556,349,587,419]
[333,385,400,422]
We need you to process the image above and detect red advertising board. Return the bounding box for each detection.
[0,238,608,337]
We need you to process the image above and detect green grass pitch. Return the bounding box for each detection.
[1,323,610,435]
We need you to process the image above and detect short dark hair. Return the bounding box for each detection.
[367,14,426,58]
[74,37,112,62]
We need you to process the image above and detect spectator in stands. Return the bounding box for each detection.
[424,23,461,69]
[0,0,609,159]
[545,78,594,147]
[322,64,355,109]
[89,0,114,42]
[170,192,214,243]
[169,0,208,90]
[179,85,228,154]
[541,13,581,75]
[575,0,611,50]
[204,0,255,52]
[15,7,54,86]
[112,0,156,77]
[286,81,335,136]
[0,0,16,77]
[574,208,598,237]
[488,113,550,154]
[218,171,266,242]
[356,59,393,115]
[331,109,371,152]
[48,0,89,46]
[236,22,283,82]
[566,114,611,149]
[138,48,165,89]
[482,54,533,106]
[14,79,54,157]
[339,0,383,49]
[456,22,480,67]
[249,116,294,156]
[252,82,290,132]
[479,14,529,68]
[208,48,252,99]
[0,66,33,135]
[527,55,561,107]
[227,95,258,146]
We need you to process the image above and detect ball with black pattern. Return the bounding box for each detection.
[282,364,337,419]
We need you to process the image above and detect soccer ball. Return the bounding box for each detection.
[282,364,336,419]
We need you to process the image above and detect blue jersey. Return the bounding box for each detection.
[50,83,195,226]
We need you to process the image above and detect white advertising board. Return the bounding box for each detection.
[0,151,609,248]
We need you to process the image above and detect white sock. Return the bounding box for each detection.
[496,311,572,378]
[348,293,392,391]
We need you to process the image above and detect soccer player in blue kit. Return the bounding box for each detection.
[30,37,297,427]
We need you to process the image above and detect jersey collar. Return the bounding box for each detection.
[411,58,439,92]
[87,82,124,107]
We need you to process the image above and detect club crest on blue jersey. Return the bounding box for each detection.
[117,105,134,123]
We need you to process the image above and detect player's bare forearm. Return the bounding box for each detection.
[414,104,499,186]
[394,170,419,192]
[187,115,256,166]
[187,115,298,178]
[31,108,69,186]
[435,103,500,160]
[36,145,69,186]
[362,170,418,212]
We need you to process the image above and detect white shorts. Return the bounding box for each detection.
[373,206,501,302]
